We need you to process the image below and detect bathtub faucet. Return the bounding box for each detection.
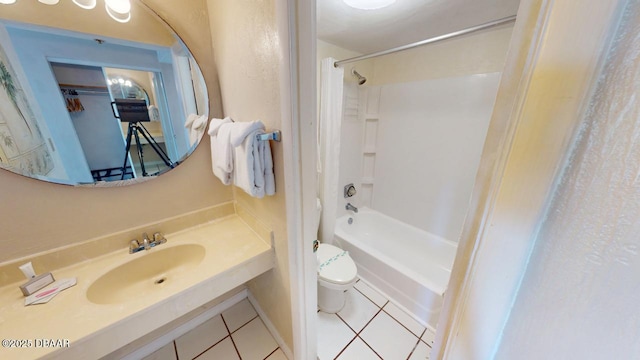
[345,203,358,213]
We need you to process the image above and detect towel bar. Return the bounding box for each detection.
[257,130,281,142]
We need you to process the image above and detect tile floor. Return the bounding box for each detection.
[142,298,285,360]
[142,279,434,360]
[318,279,434,360]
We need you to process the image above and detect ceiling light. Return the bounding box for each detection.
[343,0,396,10]
[1,0,128,23]
[105,0,131,23]
[72,0,97,10]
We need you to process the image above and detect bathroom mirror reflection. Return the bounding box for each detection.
[0,0,208,186]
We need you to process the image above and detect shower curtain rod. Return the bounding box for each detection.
[334,15,517,67]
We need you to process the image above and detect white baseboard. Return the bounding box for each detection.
[121,289,248,360]
[248,291,293,360]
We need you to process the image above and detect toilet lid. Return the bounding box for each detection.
[317,244,357,285]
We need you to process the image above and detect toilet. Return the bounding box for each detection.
[315,197,358,313]
[317,242,358,313]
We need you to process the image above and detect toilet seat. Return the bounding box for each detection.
[317,243,357,285]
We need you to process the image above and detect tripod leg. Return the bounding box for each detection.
[132,125,148,177]
[121,123,134,180]
[137,122,175,168]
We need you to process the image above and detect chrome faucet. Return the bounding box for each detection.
[142,233,151,250]
[129,232,167,254]
[345,203,358,213]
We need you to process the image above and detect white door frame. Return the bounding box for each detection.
[281,0,318,359]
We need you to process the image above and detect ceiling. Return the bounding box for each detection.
[317,0,521,54]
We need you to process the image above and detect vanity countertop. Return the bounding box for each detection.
[0,215,273,359]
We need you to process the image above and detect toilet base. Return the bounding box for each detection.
[317,278,356,313]
[318,283,346,313]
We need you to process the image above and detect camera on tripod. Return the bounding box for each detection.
[111,99,174,179]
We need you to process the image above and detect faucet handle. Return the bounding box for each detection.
[152,232,167,246]
[129,239,141,254]
[153,232,166,244]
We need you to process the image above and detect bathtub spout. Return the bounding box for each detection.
[346,203,358,213]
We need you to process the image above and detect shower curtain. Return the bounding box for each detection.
[318,58,344,243]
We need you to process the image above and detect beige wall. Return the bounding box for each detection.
[0,0,231,262]
[207,0,293,350]
[0,0,174,47]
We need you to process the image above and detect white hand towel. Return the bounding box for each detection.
[184,113,198,129]
[230,120,265,147]
[185,114,208,147]
[233,130,259,196]
[208,117,231,136]
[261,136,275,196]
[209,117,233,185]
[233,129,275,198]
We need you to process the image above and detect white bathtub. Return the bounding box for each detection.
[334,207,458,330]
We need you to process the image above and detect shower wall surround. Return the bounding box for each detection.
[338,73,501,242]
[321,26,512,242]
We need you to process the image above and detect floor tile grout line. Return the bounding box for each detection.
[173,341,179,360]
[332,334,358,360]
[352,306,385,359]
[229,314,260,335]
[322,284,426,360]
[221,314,243,359]
[354,304,385,337]
[330,303,385,359]
[192,335,232,360]
[418,328,435,349]
[405,337,424,360]
[353,283,385,308]
[336,312,359,334]
[263,347,280,360]
[380,306,424,339]
[330,302,383,360]
[357,335,384,359]
[354,281,427,339]
[418,328,427,339]
[322,279,431,360]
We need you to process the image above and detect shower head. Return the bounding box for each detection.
[351,68,367,85]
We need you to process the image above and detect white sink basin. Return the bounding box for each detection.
[86,244,205,305]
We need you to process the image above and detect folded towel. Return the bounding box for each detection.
[233,128,275,198]
[209,117,233,184]
[230,120,265,147]
[184,113,198,129]
[185,114,208,147]
[260,133,276,196]
[208,117,232,136]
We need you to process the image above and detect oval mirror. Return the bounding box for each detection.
[0,0,208,186]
